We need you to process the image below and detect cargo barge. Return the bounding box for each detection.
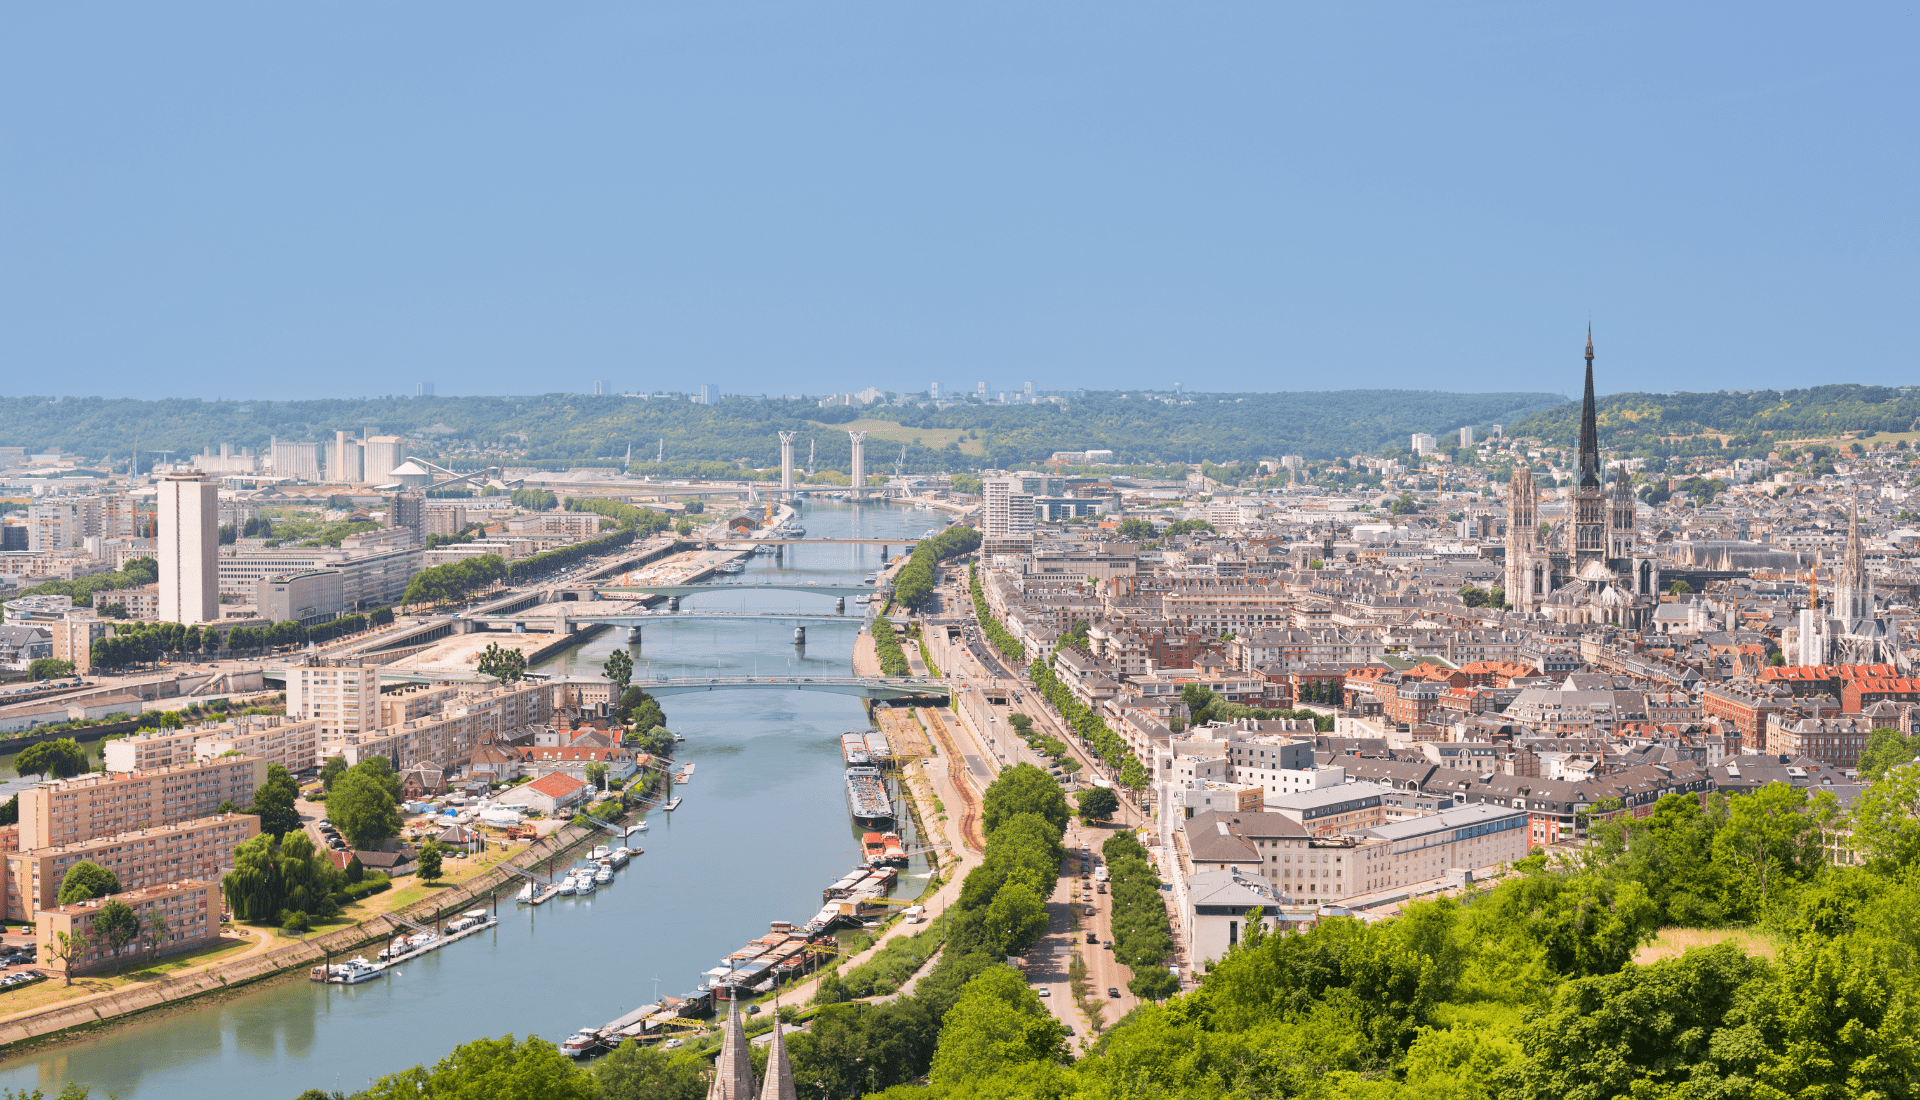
[840,732,870,767]
[845,766,892,827]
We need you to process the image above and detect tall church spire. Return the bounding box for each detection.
[759,998,798,1100]
[707,997,756,1100]
[1578,326,1600,489]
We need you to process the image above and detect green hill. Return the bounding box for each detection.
[0,389,1561,473]
[1510,384,1920,452]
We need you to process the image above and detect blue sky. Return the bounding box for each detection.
[2,4,1912,401]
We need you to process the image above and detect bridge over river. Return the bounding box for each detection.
[260,667,947,699]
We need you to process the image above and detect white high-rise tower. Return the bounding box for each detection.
[159,471,219,624]
[848,431,867,501]
[778,432,797,499]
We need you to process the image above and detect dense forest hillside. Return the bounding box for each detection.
[1510,384,1920,450]
[0,390,1560,472]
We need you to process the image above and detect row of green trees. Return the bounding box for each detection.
[871,617,911,676]
[505,528,636,584]
[1004,712,1080,778]
[1101,831,1177,998]
[89,611,395,670]
[402,554,507,608]
[563,496,676,536]
[892,525,982,610]
[509,489,559,510]
[1029,658,1150,789]
[968,563,1025,662]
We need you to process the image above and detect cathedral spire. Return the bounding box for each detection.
[707,997,756,1100]
[1578,328,1600,489]
[759,997,798,1100]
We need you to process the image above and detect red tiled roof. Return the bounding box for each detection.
[528,772,587,798]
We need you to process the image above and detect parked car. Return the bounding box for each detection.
[1108,987,1121,998]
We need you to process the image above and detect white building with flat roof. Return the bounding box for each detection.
[158,471,219,624]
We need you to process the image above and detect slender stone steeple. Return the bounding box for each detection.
[759,998,798,1100]
[1572,328,1608,572]
[707,997,756,1100]
[1578,325,1600,489]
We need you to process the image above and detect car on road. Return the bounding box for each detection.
[1102,940,1112,949]
[1108,987,1122,998]
[1034,987,1050,997]
[1083,906,1095,916]
[1086,932,1098,944]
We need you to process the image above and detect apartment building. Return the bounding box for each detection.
[286,658,382,740]
[1351,803,1529,896]
[1264,781,1388,837]
[3,814,256,921]
[36,880,222,976]
[103,726,203,772]
[320,679,555,772]
[191,715,324,774]
[1160,585,1296,631]
[17,757,266,851]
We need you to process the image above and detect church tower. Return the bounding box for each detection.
[1835,499,1874,623]
[1608,469,1636,562]
[1572,327,1608,573]
[1505,467,1541,611]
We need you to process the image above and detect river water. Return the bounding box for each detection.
[0,500,941,1099]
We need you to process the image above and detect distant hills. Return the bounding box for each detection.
[0,390,1561,472]
[1510,384,1920,452]
[7,385,1911,474]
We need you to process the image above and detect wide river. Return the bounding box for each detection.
[0,500,941,1099]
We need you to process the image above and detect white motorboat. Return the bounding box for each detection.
[557,879,577,896]
[589,845,610,861]
[329,957,387,985]
[609,848,633,868]
[573,874,597,895]
[594,864,614,885]
[561,1030,601,1058]
[514,881,536,903]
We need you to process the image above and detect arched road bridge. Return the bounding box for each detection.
[595,583,879,597]
[261,668,947,700]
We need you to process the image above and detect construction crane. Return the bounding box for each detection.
[894,444,907,478]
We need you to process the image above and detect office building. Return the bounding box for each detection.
[1459,426,1475,447]
[217,543,419,608]
[930,382,940,400]
[417,382,435,396]
[1411,433,1438,456]
[258,569,346,625]
[363,436,408,485]
[695,384,719,406]
[158,471,219,624]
